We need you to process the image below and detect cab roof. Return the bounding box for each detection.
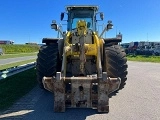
[66,5,99,11]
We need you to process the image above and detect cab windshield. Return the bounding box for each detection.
[72,18,92,29]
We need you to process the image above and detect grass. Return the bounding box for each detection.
[0,59,36,70]
[0,52,37,59]
[0,68,37,110]
[0,44,39,54]
[127,55,160,63]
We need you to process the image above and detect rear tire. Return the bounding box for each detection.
[36,44,59,88]
[104,45,128,91]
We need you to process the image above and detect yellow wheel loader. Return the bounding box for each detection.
[36,5,128,113]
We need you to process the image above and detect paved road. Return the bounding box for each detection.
[0,61,160,120]
[0,56,37,65]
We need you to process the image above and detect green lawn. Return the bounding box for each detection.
[127,55,160,63]
[0,52,37,59]
[0,68,37,110]
[0,59,36,70]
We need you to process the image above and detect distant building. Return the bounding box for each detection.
[25,42,37,45]
[0,40,14,44]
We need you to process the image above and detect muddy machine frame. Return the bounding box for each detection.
[42,6,121,112]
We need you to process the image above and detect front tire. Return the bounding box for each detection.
[36,44,59,88]
[104,45,128,91]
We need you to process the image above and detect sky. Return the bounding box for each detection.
[0,0,160,44]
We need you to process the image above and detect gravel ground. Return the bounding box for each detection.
[0,61,160,120]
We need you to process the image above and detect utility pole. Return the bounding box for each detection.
[116,26,117,35]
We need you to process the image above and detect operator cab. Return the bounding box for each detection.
[65,6,99,31]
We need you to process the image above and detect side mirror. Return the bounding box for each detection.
[61,12,64,21]
[106,20,113,30]
[100,12,104,20]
